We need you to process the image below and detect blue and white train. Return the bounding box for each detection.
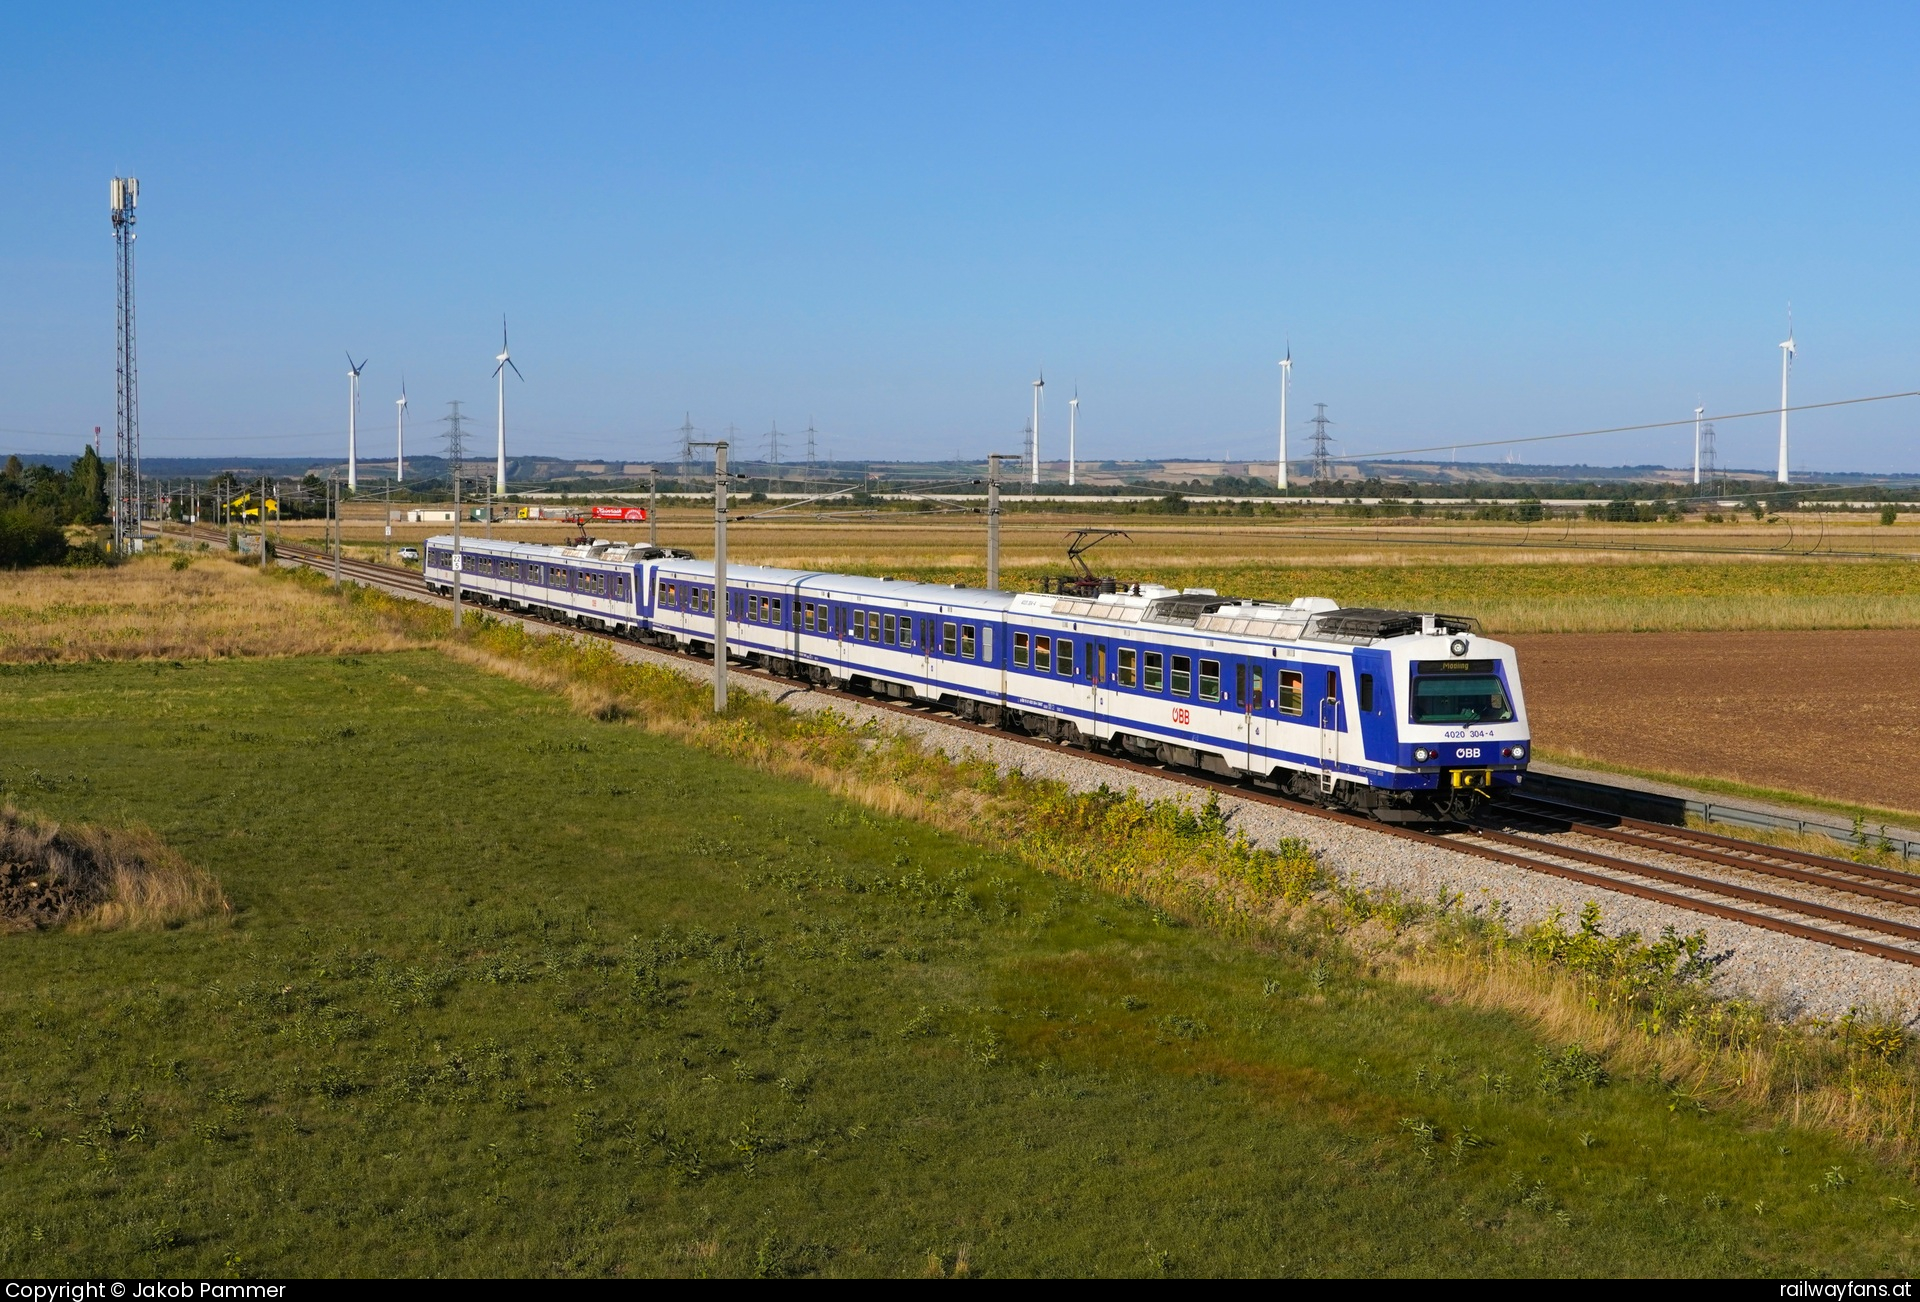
[424,534,1530,820]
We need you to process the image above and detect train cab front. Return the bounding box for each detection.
[1397,632,1530,818]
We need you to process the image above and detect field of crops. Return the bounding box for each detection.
[300,511,1920,634]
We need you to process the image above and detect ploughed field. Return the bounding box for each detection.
[1511,630,1920,817]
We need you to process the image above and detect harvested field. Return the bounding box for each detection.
[0,552,418,663]
[1511,629,1920,818]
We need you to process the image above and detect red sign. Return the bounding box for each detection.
[590,506,648,522]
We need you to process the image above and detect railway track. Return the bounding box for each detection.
[269,539,1920,970]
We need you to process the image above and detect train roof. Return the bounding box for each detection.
[427,534,1482,644]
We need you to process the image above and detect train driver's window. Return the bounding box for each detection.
[1326,670,1339,701]
[1057,640,1073,676]
[1278,670,1304,715]
[1199,659,1221,701]
[943,623,957,655]
[961,625,976,659]
[1359,672,1375,712]
[1171,655,1192,696]
[1143,651,1163,691]
[1117,647,1137,686]
[1034,636,1052,673]
[1013,632,1030,667]
[883,613,896,645]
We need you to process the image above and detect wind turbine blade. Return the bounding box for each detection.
[508,357,525,381]
[492,361,505,378]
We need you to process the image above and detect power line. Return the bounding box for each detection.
[1329,390,1920,463]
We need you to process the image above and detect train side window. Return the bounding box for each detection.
[1235,664,1245,706]
[615,575,629,600]
[1326,669,1339,700]
[1278,669,1304,714]
[943,623,957,655]
[1359,673,1375,712]
[1249,666,1264,709]
[1171,655,1192,696]
[961,625,976,659]
[883,613,896,645]
[1144,651,1163,691]
[982,627,992,660]
[1199,659,1221,701]
[1034,636,1052,673]
[1013,632,1029,667]
[772,598,783,624]
[1117,647,1137,686]
[1056,640,1073,676]
[899,617,912,648]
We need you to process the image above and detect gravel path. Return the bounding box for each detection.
[338,570,1920,1022]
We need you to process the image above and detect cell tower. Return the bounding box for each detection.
[1307,403,1335,483]
[109,177,141,555]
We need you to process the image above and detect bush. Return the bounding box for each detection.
[0,507,68,568]
[1882,505,1898,526]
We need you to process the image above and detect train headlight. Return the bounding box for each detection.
[1509,745,1526,760]
[1412,747,1433,762]
[1449,637,1470,656]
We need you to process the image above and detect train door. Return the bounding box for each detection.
[1063,635,1098,742]
[1317,666,1341,792]
[1243,662,1268,774]
[1091,642,1108,742]
[919,615,934,699]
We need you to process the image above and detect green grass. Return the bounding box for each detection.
[0,651,1916,1277]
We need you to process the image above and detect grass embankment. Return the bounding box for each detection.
[1,649,1916,1277]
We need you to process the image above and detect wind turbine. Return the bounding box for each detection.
[345,353,367,491]
[1277,346,1293,490]
[1777,312,1795,485]
[493,317,523,496]
[1068,386,1080,487]
[1030,369,1045,486]
[396,380,409,483]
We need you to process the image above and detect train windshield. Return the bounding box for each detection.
[1411,675,1513,724]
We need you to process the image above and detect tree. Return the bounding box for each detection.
[67,447,108,524]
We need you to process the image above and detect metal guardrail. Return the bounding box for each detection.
[1524,771,1918,862]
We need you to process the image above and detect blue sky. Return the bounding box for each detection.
[3,3,1918,472]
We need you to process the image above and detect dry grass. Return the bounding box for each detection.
[1,803,228,933]
[0,553,420,663]
[1389,941,1918,1157]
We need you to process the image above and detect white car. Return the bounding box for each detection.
[398,547,421,563]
